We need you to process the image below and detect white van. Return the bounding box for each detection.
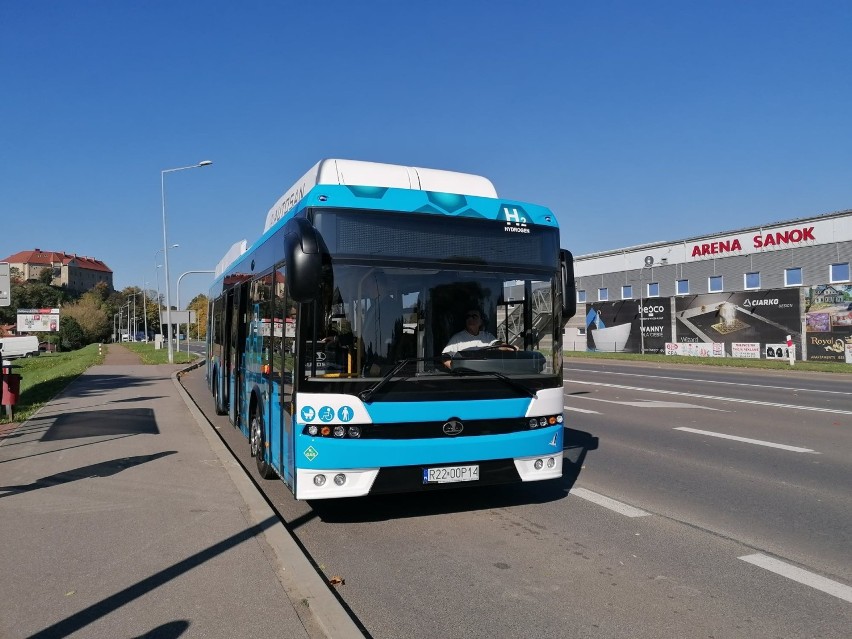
[0,335,40,359]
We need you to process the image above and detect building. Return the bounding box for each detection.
[1,249,113,293]
[569,209,852,363]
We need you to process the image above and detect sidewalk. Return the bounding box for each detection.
[0,344,362,638]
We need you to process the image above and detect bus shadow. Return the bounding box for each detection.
[309,427,598,523]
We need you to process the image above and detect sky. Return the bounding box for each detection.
[2,1,850,305]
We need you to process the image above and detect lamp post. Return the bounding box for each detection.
[177,270,215,354]
[639,256,654,355]
[161,161,211,363]
[154,245,178,343]
[141,284,148,341]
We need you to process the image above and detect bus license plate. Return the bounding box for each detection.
[423,464,480,484]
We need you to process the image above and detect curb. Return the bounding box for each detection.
[171,368,364,639]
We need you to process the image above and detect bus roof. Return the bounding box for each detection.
[263,159,498,233]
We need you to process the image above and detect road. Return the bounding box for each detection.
[181,360,852,638]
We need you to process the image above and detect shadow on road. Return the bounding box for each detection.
[0,451,176,498]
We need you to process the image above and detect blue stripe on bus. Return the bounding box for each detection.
[294,424,563,470]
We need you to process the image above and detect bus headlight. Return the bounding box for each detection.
[333,474,347,486]
[307,425,318,437]
[347,426,361,438]
[534,459,544,470]
[313,474,326,486]
[333,425,346,438]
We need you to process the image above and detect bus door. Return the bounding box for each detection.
[229,282,249,430]
[220,290,234,411]
[274,262,297,488]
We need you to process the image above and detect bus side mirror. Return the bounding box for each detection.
[560,249,576,324]
[284,218,327,303]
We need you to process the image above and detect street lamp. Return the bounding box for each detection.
[154,245,178,340]
[161,161,211,363]
[639,256,654,355]
[177,269,215,354]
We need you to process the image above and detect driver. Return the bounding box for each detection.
[441,307,499,368]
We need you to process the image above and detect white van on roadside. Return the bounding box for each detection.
[0,335,40,359]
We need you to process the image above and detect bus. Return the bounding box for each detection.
[206,159,575,499]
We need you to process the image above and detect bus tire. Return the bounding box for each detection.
[250,408,276,479]
[212,371,226,415]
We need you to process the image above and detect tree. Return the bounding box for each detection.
[188,294,209,340]
[59,315,85,351]
[63,291,111,344]
[38,268,55,285]
[0,281,68,326]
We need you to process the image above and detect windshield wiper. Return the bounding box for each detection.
[358,357,441,404]
[449,367,538,398]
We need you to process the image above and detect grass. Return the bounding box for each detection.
[123,341,198,365]
[565,349,852,374]
[0,342,200,425]
[1,344,104,424]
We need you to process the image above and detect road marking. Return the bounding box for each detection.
[575,396,723,411]
[564,379,852,416]
[563,405,600,414]
[674,427,817,453]
[739,553,852,603]
[569,487,651,517]
[564,368,852,397]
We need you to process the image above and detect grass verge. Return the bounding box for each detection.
[565,349,852,373]
[1,344,105,425]
[124,342,197,365]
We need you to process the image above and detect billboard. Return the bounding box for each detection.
[586,297,672,353]
[17,308,61,332]
[674,289,801,358]
[804,284,852,363]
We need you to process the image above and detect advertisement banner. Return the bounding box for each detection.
[17,308,61,332]
[586,297,671,353]
[731,342,761,358]
[665,342,725,357]
[805,285,852,363]
[764,344,794,360]
[674,289,800,357]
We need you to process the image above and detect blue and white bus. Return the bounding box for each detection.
[207,159,575,499]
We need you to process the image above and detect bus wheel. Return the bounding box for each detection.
[213,374,226,415]
[250,410,276,479]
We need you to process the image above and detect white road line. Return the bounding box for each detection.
[569,487,651,517]
[563,405,600,414]
[564,379,852,416]
[739,553,852,603]
[564,368,852,397]
[674,427,817,453]
[575,396,724,411]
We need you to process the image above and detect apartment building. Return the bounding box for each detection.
[1,248,113,293]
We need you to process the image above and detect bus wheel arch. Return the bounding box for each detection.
[249,392,276,479]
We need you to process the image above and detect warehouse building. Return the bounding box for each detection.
[568,209,852,363]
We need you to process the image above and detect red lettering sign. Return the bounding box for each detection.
[753,226,815,249]
[690,238,742,258]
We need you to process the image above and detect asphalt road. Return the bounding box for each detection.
[181,361,852,639]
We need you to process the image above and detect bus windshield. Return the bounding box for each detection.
[300,209,562,383]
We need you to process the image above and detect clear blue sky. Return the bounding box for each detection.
[2,1,850,305]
